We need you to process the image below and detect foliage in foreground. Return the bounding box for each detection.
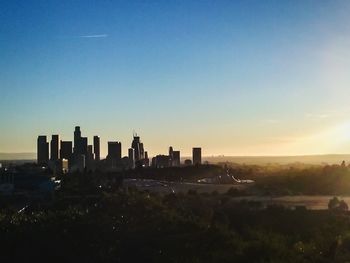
[1,174,350,262]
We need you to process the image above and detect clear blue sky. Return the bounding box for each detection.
[1,0,350,157]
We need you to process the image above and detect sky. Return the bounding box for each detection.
[1,0,350,158]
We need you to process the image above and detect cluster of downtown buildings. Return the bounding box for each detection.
[37,126,202,173]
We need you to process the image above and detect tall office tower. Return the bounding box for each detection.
[173,151,180,166]
[50,135,59,161]
[131,134,147,167]
[93,136,100,161]
[139,143,145,159]
[60,141,72,160]
[144,151,149,167]
[131,135,141,161]
[192,147,202,165]
[169,146,174,166]
[128,148,135,168]
[107,142,122,160]
[73,126,87,156]
[81,137,88,155]
[73,126,82,154]
[86,145,95,171]
[72,126,88,170]
[37,136,49,165]
[87,145,94,159]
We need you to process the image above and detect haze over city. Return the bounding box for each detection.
[2,0,350,157]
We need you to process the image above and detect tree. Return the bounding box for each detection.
[328,197,348,212]
[339,200,348,211]
[328,197,340,210]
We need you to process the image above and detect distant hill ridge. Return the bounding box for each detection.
[203,154,350,165]
[0,152,36,160]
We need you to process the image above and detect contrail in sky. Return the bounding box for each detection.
[79,34,108,38]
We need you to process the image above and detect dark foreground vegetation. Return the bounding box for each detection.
[1,172,350,262]
[246,163,350,195]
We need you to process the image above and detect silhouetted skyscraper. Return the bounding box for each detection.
[169,146,174,166]
[107,142,122,160]
[73,126,88,156]
[37,136,49,165]
[72,126,88,170]
[50,135,59,161]
[60,141,72,160]
[139,143,145,159]
[107,141,122,169]
[131,134,148,167]
[192,147,202,165]
[87,145,94,158]
[173,151,180,166]
[93,136,100,161]
[81,137,88,155]
[86,145,95,171]
[128,148,135,168]
[144,151,149,167]
[131,135,142,161]
[74,126,81,154]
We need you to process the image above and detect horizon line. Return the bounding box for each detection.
[3,152,350,157]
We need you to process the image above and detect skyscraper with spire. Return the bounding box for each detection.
[131,133,147,167]
[72,126,87,172]
[131,134,141,161]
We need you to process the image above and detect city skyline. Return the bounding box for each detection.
[2,1,350,156]
[35,125,201,172]
[35,125,201,160]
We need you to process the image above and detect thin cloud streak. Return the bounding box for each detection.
[79,34,108,38]
[260,119,280,124]
[305,113,330,119]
